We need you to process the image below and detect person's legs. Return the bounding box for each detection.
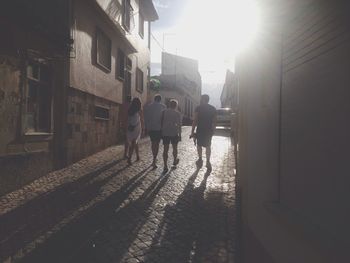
[151,141,159,160]
[123,130,129,158]
[196,145,203,167]
[205,136,213,170]
[124,140,129,159]
[172,143,179,165]
[128,140,135,164]
[163,143,169,171]
[135,143,140,161]
[150,131,161,167]
[205,146,211,162]
[197,145,202,159]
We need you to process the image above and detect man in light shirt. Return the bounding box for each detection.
[144,94,166,168]
[161,99,182,173]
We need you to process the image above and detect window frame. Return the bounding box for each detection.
[94,105,110,121]
[126,56,132,71]
[117,48,126,80]
[122,0,132,31]
[96,28,112,72]
[136,67,144,93]
[24,60,53,135]
[124,70,132,101]
[139,12,144,38]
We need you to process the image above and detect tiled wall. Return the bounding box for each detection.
[66,87,120,164]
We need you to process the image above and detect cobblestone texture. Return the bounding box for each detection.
[0,128,237,263]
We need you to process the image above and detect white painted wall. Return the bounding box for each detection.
[71,0,153,104]
[236,1,350,262]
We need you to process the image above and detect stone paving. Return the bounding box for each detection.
[0,127,238,263]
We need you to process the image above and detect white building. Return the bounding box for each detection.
[235,1,350,262]
[150,52,201,124]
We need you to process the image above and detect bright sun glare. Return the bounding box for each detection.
[156,0,260,76]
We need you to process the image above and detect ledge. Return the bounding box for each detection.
[24,132,53,142]
[0,150,49,159]
[95,117,109,121]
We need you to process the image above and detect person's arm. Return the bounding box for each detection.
[191,111,198,136]
[178,113,182,139]
[161,110,165,128]
[140,109,145,134]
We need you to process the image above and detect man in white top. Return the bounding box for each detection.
[161,99,182,173]
[143,94,166,168]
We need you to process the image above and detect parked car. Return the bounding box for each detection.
[216,108,233,128]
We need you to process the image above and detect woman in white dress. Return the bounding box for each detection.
[127,97,143,164]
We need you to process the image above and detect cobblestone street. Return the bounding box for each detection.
[0,127,238,263]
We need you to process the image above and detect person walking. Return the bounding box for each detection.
[191,94,217,170]
[143,94,166,168]
[126,98,143,165]
[161,99,182,173]
[120,95,132,159]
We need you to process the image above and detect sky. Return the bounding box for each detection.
[150,0,260,107]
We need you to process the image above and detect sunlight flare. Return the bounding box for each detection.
[168,0,261,70]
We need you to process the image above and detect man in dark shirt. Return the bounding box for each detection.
[191,94,217,170]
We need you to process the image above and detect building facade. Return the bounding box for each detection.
[0,0,158,196]
[66,0,157,163]
[235,0,350,262]
[150,52,201,124]
[220,70,238,110]
[0,0,70,196]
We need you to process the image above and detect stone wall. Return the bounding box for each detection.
[66,87,120,164]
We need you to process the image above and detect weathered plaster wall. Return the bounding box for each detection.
[0,56,21,156]
[0,7,68,195]
[0,56,53,196]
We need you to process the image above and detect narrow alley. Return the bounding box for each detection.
[0,127,237,263]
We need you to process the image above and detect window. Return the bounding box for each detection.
[122,0,132,31]
[95,105,110,120]
[139,13,144,38]
[123,56,132,101]
[136,68,144,93]
[25,61,52,133]
[117,49,125,80]
[96,29,111,71]
[126,57,132,70]
[124,71,132,100]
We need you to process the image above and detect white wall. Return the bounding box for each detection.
[236,1,350,262]
[71,0,152,104]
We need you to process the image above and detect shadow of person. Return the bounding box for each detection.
[144,168,211,263]
[22,166,154,263]
[1,159,127,262]
[65,170,173,263]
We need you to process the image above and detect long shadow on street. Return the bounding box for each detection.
[65,171,172,263]
[144,168,231,263]
[23,168,171,263]
[0,159,126,262]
